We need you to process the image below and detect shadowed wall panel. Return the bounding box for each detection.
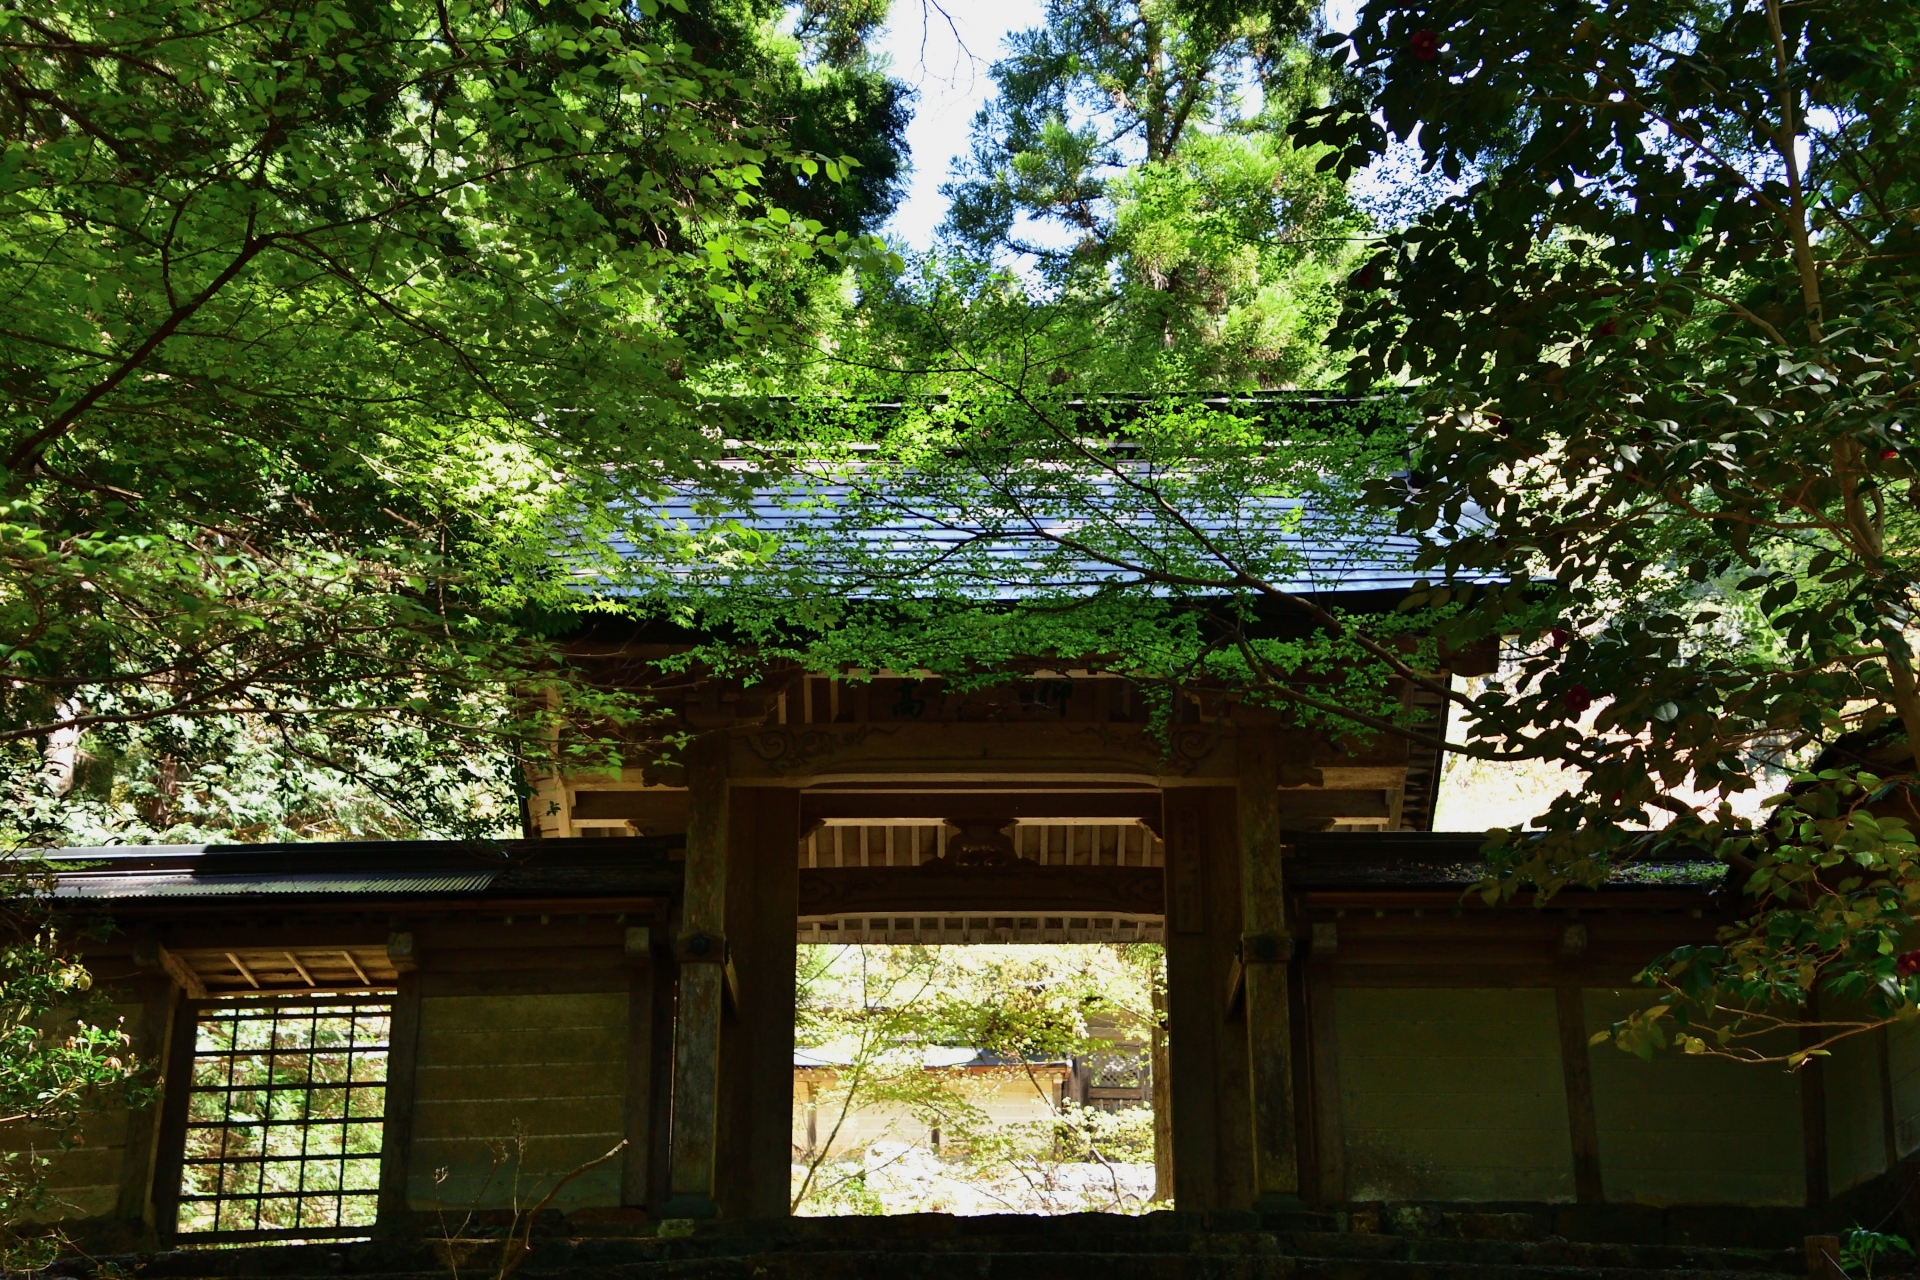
[1888,1015,1920,1158]
[1337,988,1573,1202]
[4,1000,144,1223]
[1584,989,1803,1206]
[407,993,625,1211]
[1824,1009,1890,1195]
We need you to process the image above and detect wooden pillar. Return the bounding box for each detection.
[1237,730,1299,1208]
[149,987,199,1245]
[1163,786,1254,1210]
[622,925,656,1208]
[1306,925,1345,1204]
[663,734,730,1219]
[1288,949,1316,1201]
[716,787,800,1218]
[375,971,424,1232]
[115,973,178,1232]
[1164,788,1217,1210]
[648,939,678,1211]
[1555,986,1604,1203]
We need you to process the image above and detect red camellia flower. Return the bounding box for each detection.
[1898,950,1920,977]
[1592,319,1616,338]
[1550,626,1573,649]
[1411,29,1441,60]
[1883,447,1901,462]
[1564,684,1594,715]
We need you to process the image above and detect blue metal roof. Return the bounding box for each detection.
[598,468,1470,601]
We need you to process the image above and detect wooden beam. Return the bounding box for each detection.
[157,945,206,1000]
[1294,889,1720,911]
[376,972,424,1232]
[284,952,316,987]
[1288,767,1409,791]
[663,733,729,1220]
[798,790,1164,824]
[574,789,690,825]
[86,895,676,923]
[729,721,1238,781]
[418,970,628,998]
[1238,729,1299,1209]
[1555,986,1604,1204]
[797,865,1164,917]
[1273,790,1390,821]
[224,951,259,988]
[1322,962,1655,988]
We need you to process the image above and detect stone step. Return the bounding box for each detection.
[555,1228,1797,1273]
[1276,1234,1798,1274]
[70,1234,1808,1280]
[524,1251,1805,1280]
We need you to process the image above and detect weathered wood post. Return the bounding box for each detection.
[621,924,656,1210]
[1237,728,1300,1208]
[1164,788,1221,1209]
[114,963,179,1236]
[718,786,801,1218]
[663,734,729,1219]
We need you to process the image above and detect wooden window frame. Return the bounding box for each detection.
[153,993,397,1244]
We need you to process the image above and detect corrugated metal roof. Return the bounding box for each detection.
[52,870,497,899]
[37,837,682,907]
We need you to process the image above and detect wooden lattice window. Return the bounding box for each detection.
[175,996,391,1240]
[1084,1048,1151,1111]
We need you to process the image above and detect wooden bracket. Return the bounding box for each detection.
[673,932,739,1014]
[386,931,417,974]
[158,945,207,999]
[1241,931,1292,964]
[676,931,727,964]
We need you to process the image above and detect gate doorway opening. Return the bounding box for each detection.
[789,943,1170,1216]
